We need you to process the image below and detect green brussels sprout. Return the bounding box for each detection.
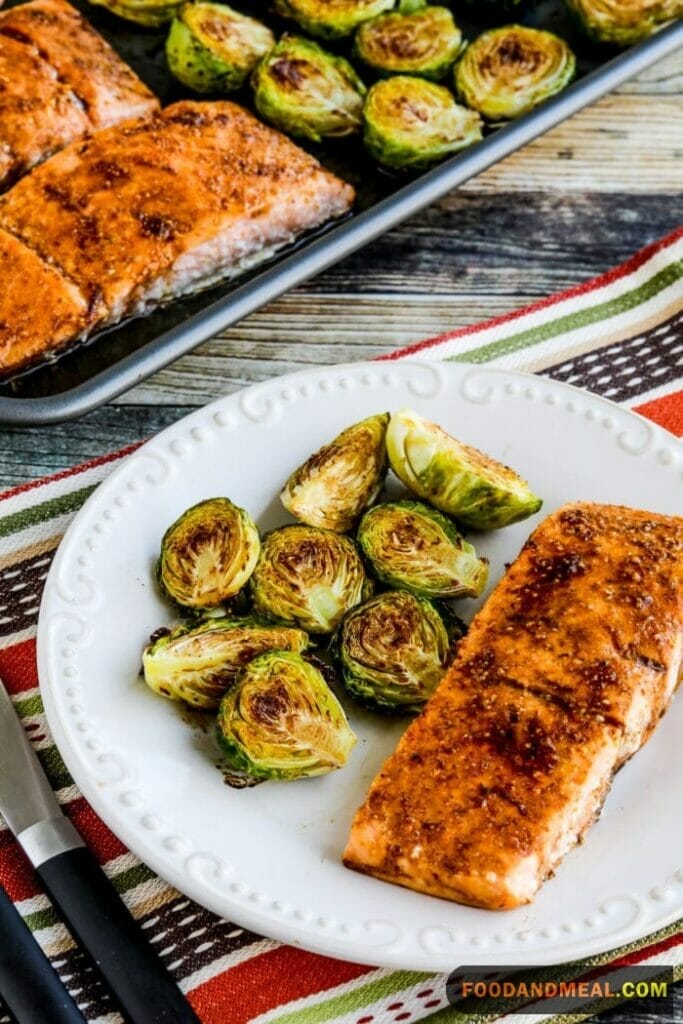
[363,76,483,170]
[454,25,576,122]
[386,408,543,529]
[250,524,372,633]
[274,0,395,39]
[216,649,356,779]
[281,413,389,533]
[166,3,275,93]
[357,499,488,599]
[142,616,310,709]
[564,0,680,45]
[157,497,260,609]
[353,1,464,82]
[88,0,182,26]
[332,590,458,713]
[252,36,366,142]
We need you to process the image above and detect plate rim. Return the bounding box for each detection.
[36,360,683,970]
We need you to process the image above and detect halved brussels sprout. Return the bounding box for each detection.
[358,499,488,599]
[333,590,458,712]
[363,76,483,170]
[252,36,366,141]
[564,0,680,45]
[166,3,275,93]
[274,0,395,39]
[250,525,372,633]
[281,413,389,532]
[454,25,576,122]
[157,497,260,609]
[88,0,182,26]
[142,616,310,709]
[386,408,543,529]
[354,1,464,82]
[216,649,356,779]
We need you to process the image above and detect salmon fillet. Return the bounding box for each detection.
[343,503,683,909]
[0,0,158,190]
[0,101,354,374]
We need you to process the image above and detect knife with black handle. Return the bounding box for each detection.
[0,680,201,1024]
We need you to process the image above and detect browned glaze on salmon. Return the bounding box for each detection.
[0,100,354,374]
[0,0,158,190]
[343,503,683,909]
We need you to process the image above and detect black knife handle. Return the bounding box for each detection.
[36,847,201,1024]
[0,881,86,1024]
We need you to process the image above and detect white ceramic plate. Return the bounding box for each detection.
[37,361,683,971]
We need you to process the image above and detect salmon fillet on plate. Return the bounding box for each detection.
[0,101,354,374]
[344,503,683,909]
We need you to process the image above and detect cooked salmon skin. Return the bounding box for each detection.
[0,101,354,374]
[0,0,158,190]
[343,503,683,909]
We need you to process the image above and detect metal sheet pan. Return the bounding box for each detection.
[2,0,681,424]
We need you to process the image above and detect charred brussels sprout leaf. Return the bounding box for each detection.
[354,2,464,81]
[565,0,681,45]
[252,36,366,141]
[386,408,542,529]
[274,0,395,39]
[455,25,576,122]
[142,616,310,709]
[281,413,389,532]
[166,3,275,93]
[89,0,182,26]
[363,76,482,170]
[158,497,260,609]
[216,650,356,779]
[333,590,455,713]
[250,524,372,634]
[358,500,488,599]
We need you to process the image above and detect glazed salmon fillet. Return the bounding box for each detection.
[344,503,683,909]
[0,0,158,189]
[0,101,354,373]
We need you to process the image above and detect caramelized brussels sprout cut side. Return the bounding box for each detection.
[363,76,483,170]
[250,524,372,634]
[216,650,356,779]
[252,36,366,142]
[354,2,464,81]
[333,590,458,713]
[142,616,310,709]
[386,408,542,529]
[454,25,576,122]
[166,3,275,93]
[565,0,680,45]
[157,497,260,609]
[358,500,488,599]
[89,0,182,26]
[281,413,389,532]
[274,0,395,39]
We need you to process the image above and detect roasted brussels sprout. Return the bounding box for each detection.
[157,498,260,609]
[386,408,543,529]
[216,650,356,779]
[333,590,457,712]
[274,0,395,39]
[89,0,182,26]
[250,525,372,633]
[363,76,483,170]
[358,499,488,599]
[454,25,576,121]
[252,36,366,141]
[166,3,275,93]
[281,413,389,532]
[142,616,310,709]
[565,0,680,45]
[354,1,464,81]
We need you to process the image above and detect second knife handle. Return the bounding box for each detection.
[36,847,201,1024]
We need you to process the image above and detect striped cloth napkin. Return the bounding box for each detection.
[0,227,680,1024]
